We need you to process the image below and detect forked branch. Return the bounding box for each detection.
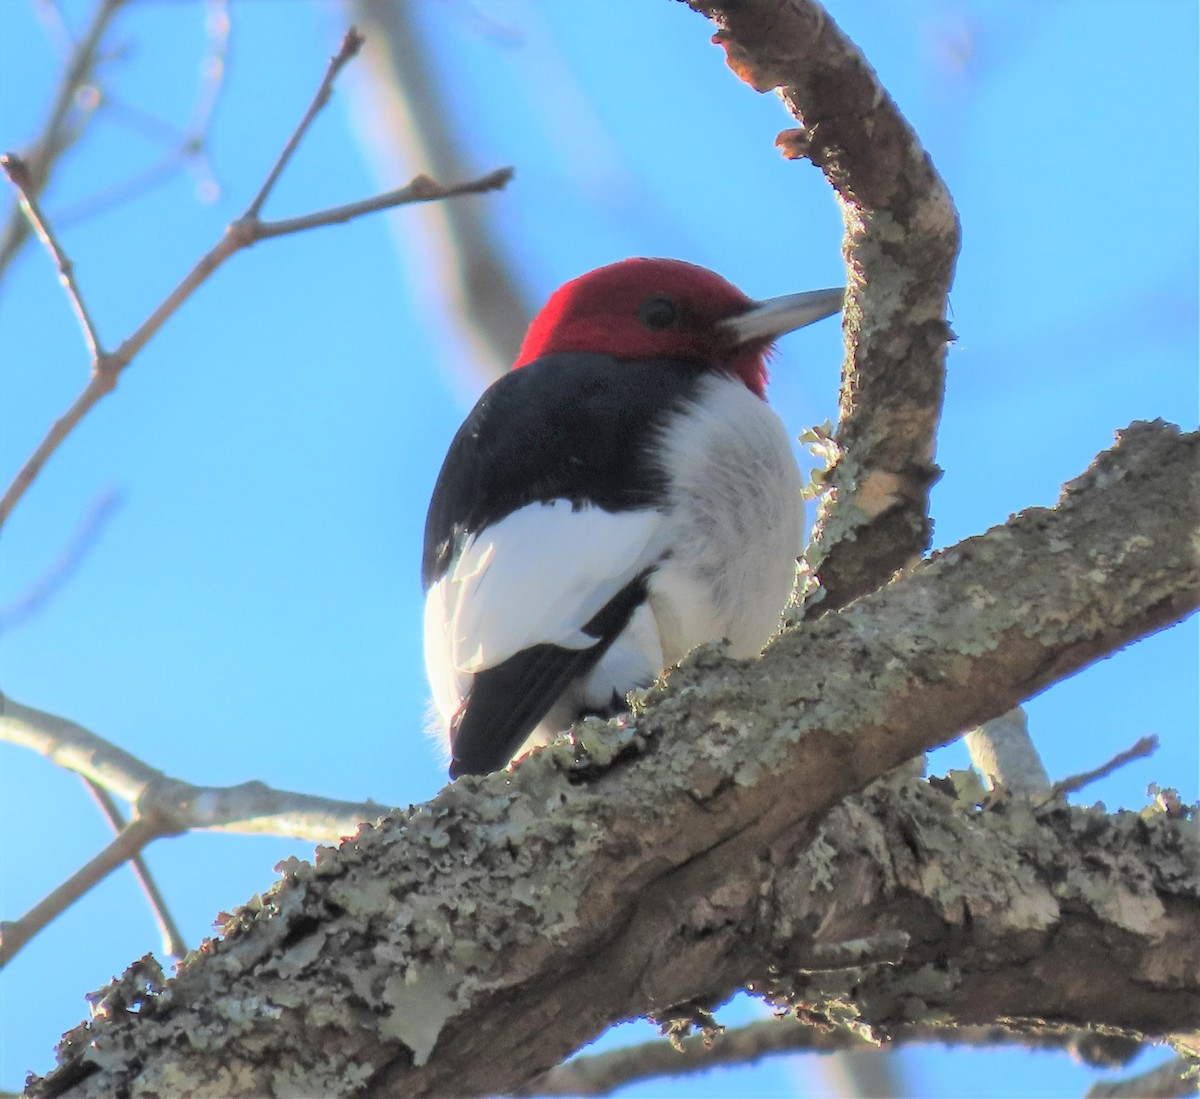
[0,27,512,531]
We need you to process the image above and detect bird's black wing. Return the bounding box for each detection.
[422,353,702,777]
[447,571,650,777]
[422,353,699,588]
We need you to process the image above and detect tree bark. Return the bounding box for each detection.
[687,0,961,612]
[29,420,1200,1099]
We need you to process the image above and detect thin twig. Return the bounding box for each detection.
[56,149,200,227]
[1045,735,1159,803]
[1,153,104,361]
[32,0,74,61]
[81,777,188,960]
[192,0,232,139]
[0,816,164,970]
[55,0,231,227]
[253,167,514,239]
[33,0,68,44]
[243,26,365,220]
[0,24,513,532]
[0,370,118,530]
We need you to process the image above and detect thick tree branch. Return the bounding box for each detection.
[688,0,959,611]
[27,420,1200,1098]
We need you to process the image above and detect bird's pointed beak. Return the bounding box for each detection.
[719,287,844,346]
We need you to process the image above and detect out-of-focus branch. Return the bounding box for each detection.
[0,488,121,634]
[0,689,392,970]
[1086,1056,1200,1099]
[54,0,231,226]
[349,0,533,382]
[524,1017,1090,1097]
[688,0,959,613]
[0,0,127,284]
[0,27,513,532]
[1046,735,1159,803]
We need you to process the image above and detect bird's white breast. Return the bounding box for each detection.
[648,372,804,662]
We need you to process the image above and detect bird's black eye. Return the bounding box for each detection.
[638,297,678,330]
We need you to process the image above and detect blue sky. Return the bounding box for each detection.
[1,1,1196,1094]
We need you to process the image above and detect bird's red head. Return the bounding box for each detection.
[514,258,773,397]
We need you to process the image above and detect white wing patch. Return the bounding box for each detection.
[424,500,666,731]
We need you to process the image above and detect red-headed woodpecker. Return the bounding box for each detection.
[423,258,842,778]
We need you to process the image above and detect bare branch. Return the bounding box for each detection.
[191,0,231,146]
[526,1017,1102,1096]
[51,0,229,226]
[81,778,188,961]
[0,691,389,840]
[0,816,165,970]
[0,488,120,633]
[350,1,534,381]
[0,690,391,970]
[243,27,365,220]
[0,370,118,532]
[252,167,514,240]
[1047,735,1160,803]
[1,153,104,360]
[0,690,158,802]
[0,25,513,533]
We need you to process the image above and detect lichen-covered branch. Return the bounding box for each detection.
[27,420,1200,1098]
[687,0,960,611]
[759,779,1199,1052]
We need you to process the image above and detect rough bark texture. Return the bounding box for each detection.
[28,421,1200,1099]
[688,0,960,612]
